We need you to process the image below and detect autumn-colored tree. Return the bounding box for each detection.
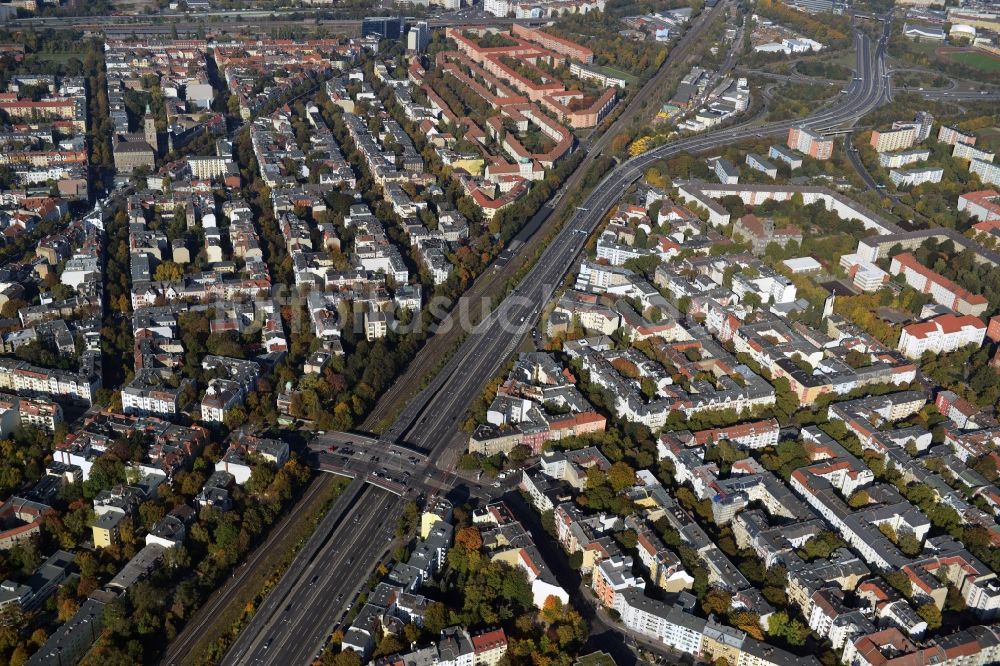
[730,611,764,640]
[58,597,80,623]
[541,595,564,625]
[702,588,732,616]
[847,489,870,508]
[153,261,184,282]
[455,526,483,552]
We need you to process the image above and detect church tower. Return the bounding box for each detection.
[143,103,158,155]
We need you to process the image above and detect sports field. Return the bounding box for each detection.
[940,48,1000,73]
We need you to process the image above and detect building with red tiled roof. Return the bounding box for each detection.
[962,190,1000,226]
[732,214,802,255]
[512,24,594,63]
[444,27,617,129]
[897,313,985,359]
[471,628,508,665]
[0,497,52,549]
[843,625,1000,666]
[889,252,988,316]
[692,418,780,450]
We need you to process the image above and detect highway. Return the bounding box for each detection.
[382,13,893,460]
[158,472,337,666]
[194,12,893,666]
[360,0,735,430]
[741,69,999,102]
[304,432,496,500]
[912,89,1000,101]
[218,485,401,666]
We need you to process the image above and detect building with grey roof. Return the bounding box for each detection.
[26,596,107,666]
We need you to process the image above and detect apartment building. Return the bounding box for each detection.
[713,158,739,185]
[511,24,594,63]
[839,253,888,292]
[215,433,290,484]
[769,144,803,169]
[0,95,83,127]
[365,307,388,341]
[878,148,929,169]
[444,27,616,129]
[871,127,917,153]
[745,153,778,178]
[0,357,100,405]
[611,586,815,666]
[953,141,995,163]
[26,597,107,666]
[593,556,645,608]
[787,126,833,160]
[0,550,74,611]
[889,252,988,316]
[0,497,50,549]
[732,214,802,255]
[188,154,234,180]
[692,418,780,449]
[471,628,508,666]
[897,313,986,359]
[844,626,1000,666]
[17,397,63,432]
[938,125,976,146]
[200,380,243,423]
[971,158,1000,187]
[889,167,942,187]
[960,190,1000,223]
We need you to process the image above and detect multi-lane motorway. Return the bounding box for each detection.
[194,433,502,666]
[218,482,401,666]
[358,0,735,432]
[382,13,893,459]
[200,13,895,666]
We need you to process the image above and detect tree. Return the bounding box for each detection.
[455,526,483,553]
[373,634,406,658]
[330,649,363,666]
[885,570,913,597]
[153,261,183,282]
[897,530,922,557]
[768,611,809,646]
[847,489,870,508]
[799,531,846,561]
[971,455,998,482]
[607,461,636,493]
[58,597,80,622]
[615,529,638,550]
[138,502,165,530]
[917,602,942,631]
[702,589,732,616]
[223,406,247,430]
[541,596,564,625]
[731,611,764,640]
[423,602,449,635]
[508,444,531,465]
